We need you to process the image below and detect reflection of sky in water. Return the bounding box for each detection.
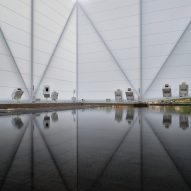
[0,107,191,191]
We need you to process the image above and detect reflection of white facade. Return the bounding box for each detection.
[115,108,123,122]
[51,112,59,122]
[12,117,23,129]
[126,108,134,124]
[179,115,189,130]
[0,0,191,101]
[43,115,50,128]
[163,114,172,128]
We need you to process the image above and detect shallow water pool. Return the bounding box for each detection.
[0,106,191,191]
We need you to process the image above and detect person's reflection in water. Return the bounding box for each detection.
[11,116,23,129]
[163,113,172,129]
[43,115,50,129]
[179,115,189,130]
[115,108,123,122]
[72,110,76,122]
[126,108,134,124]
[51,112,59,122]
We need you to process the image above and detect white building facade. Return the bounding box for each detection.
[0,0,191,101]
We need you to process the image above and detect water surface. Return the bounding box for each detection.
[0,106,191,191]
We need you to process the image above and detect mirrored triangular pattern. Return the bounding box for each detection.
[78,109,138,191]
[35,111,77,191]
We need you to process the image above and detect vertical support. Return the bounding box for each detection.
[76,2,79,185]
[76,110,79,191]
[139,0,143,101]
[31,0,34,102]
[76,2,79,100]
[30,115,34,190]
[139,110,143,191]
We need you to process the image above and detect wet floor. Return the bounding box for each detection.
[0,106,191,191]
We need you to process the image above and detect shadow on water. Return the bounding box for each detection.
[0,106,191,191]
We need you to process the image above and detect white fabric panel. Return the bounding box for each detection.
[142,0,191,99]
[78,0,140,100]
[144,24,191,99]
[0,32,28,100]
[0,0,31,97]
[36,9,76,100]
[33,0,75,92]
[0,0,191,101]
[78,7,133,100]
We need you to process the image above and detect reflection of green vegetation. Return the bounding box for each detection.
[159,106,191,115]
[174,106,191,114]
